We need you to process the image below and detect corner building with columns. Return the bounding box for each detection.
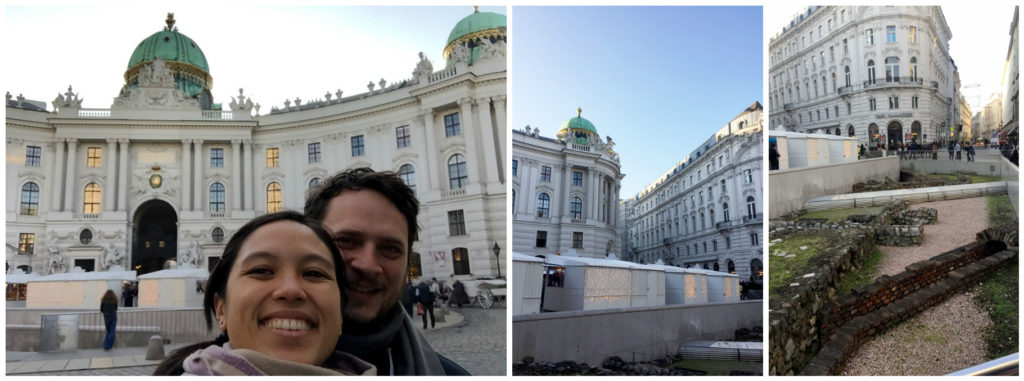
[511,111,623,259]
[768,6,958,149]
[6,11,507,282]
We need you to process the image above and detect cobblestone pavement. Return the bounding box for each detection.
[24,365,157,376]
[422,306,507,376]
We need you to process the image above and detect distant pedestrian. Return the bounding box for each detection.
[899,143,908,160]
[955,142,962,160]
[769,144,780,170]
[966,143,975,162]
[450,280,469,308]
[100,289,118,351]
[417,281,435,329]
[948,143,955,160]
[122,283,132,307]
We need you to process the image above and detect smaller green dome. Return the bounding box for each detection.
[446,9,506,45]
[558,108,598,135]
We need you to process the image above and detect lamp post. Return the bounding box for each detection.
[492,241,501,279]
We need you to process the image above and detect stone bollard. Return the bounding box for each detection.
[434,303,446,323]
[146,335,165,360]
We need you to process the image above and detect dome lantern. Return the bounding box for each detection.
[124,14,215,109]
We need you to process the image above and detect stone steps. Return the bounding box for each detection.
[801,249,1018,375]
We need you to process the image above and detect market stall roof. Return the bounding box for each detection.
[512,252,544,263]
[544,255,643,269]
[30,270,137,282]
[137,267,208,279]
[5,272,41,284]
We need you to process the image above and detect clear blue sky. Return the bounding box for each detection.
[511,6,763,199]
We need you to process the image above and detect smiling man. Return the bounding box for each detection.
[305,167,468,376]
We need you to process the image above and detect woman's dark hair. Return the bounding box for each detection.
[304,167,420,252]
[154,211,346,375]
[101,289,118,304]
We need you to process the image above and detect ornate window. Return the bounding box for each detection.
[351,135,364,157]
[266,148,279,168]
[83,183,101,214]
[572,171,583,186]
[512,160,517,176]
[210,148,224,167]
[572,232,583,248]
[447,210,466,236]
[909,26,917,43]
[867,60,876,85]
[535,231,547,248]
[746,196,757,219]
[444,112,461,137]
[910,57,918,81]
[451,247,470,275]
[448,154,468,189]
[395,125,410,148]
[25,146,41,167]
[309,177,321,188]
[87,147,101,167]
[723,203,730,222]
[886,25,896,42]
[18,233,34,255]
[266,182,282,213]
[212,227,225,243]
[308,142,321,163]
[570,197,583,221]
[540,166,552,182]
[844,66,851,87]
[209,183,225,213]
[885,56,900,82]
[536,193,550,218]
[80,229,93,245]
[398,164,415,191]
[20,182,39,215]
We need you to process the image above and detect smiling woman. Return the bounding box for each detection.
[153,211,375,376]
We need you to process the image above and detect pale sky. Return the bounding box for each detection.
[3,5,505,111]
[766,3,1016,112]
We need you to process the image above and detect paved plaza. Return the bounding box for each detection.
[7,306,507,376]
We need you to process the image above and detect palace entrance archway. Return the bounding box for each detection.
[887,121,904,146]
[132,199,177,275]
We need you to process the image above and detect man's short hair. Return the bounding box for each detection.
[305,167,419,251]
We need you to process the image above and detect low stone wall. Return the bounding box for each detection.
[513,301,762,366]
[873,225,924,246]
[770,157,900,218]
[1001,156,1019,217]
[768,229,876,376]
[894,207,938,225]
[6,324,160,352]
[852,173,969,193]
[802,224,1019,375]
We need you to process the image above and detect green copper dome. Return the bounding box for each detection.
[556,108,600,144]
[559,116,598,135]
[124,14,213,102]
[443,8,506,67]
[446,9,506,45]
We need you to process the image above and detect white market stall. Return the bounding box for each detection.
[26,269,137,308]
[512,252,545,315]
[705,270,741,303]
[646,264,708,305]
[137,267,209,308]
[628,262,666,308]
[541,255,655,312]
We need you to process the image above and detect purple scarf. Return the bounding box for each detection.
[183,342,376,376]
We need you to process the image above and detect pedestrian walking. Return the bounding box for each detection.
[948,142,955,160]
[966,143,975,162]
[417,281,435,329]
[955,142,962,160]
[122,283,132,307]
[100,289,118,351]
[769,144,780,169]
[899,142,908,160]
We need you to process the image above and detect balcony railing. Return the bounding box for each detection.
[863,77,923,90]
[209,212,226,219]
[716,220,734,229]
[77,109,111,118]
[783,103,794,111]
[837,86,852,95]
[570,143,591,152]
[76,213,100,220]
[742,213,763,223]
[202,110,233,120]
[428,66,459,83]
[441,188,466,199]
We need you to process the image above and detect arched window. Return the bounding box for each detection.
[727,260,736,274]
[448,154,467,189]
[390,165,413,193]
[452,247,470,275]
[844,66,851,87]
[848,125,856,137]
[209,183,225,213]
[709,209,715,225]
[746,196,757,219]
[751,259,763,280]
[20,182,39,215]
[867,60,876,85]
[570,197,583,221]
[536,193,550,218]
[835,127,841,136]
[700,212,706,229]
[83,183,101,214]
[722,203,730,222]
[308,177,321,188]
[79,229,93,245]
[267,182,282,213]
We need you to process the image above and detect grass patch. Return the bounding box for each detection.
[975,262,1019,359]
[799,206,884,223]
[970,174,1003,183]
[984,194,1016,226]
[835,248,883,297]
[768,233,826,293]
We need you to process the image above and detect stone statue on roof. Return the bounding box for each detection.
[451,43,469,64]
[413,52,434,78]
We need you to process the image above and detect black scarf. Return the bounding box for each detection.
[336,304,445,375]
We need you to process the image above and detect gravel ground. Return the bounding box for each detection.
[843,197,992,375]
[876,197,988,276]
[841,290,991,375]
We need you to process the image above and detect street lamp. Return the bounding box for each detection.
[492,241,501,279]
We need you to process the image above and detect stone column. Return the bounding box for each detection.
[105,138,117,212]
[118,139,129,211]
[561,165,572,220]
[492,95,507,178]
[243,140,254,210]
[523,160,537,216]
[193,139,204,211]
[51,138,65,212]
[231,140,242,211]
[475,97,500,185]
[63,139,78,212]
[588,170,598,221]
[422,111,440,191]
[457,98,481,188]
[181,139,192,212]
